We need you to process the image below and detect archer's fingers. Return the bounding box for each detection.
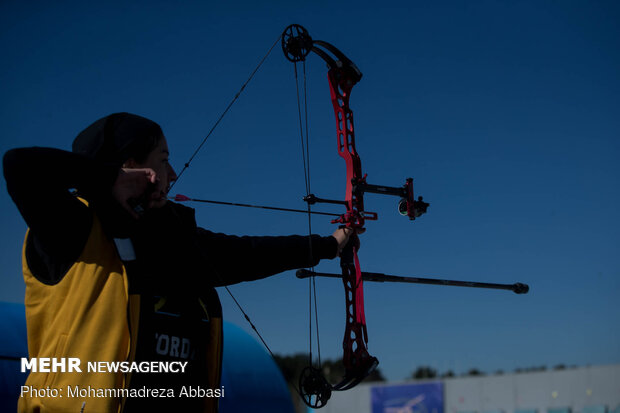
[144,169,157,184]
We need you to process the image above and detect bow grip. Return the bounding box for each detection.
[338,226,359,269]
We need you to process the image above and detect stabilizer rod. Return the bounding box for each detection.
[296,269,529,294]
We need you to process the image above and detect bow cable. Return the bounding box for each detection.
[292,59,323,373]
[170,33,282,191]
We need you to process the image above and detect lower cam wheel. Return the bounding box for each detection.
[298,366,332,409]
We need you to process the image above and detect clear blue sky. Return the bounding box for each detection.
[1,1,618,382]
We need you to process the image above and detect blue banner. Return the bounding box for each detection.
[371,382,443,413]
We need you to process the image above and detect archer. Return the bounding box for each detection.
[3,112,357,413]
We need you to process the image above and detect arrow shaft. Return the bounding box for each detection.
[177,197,341,217]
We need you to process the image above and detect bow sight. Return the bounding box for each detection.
[303,177,430,222]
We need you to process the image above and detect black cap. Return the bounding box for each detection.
[72,112,162,168]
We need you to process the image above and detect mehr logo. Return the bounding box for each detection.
[21,358,82,373]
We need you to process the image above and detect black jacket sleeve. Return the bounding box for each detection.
[195,229,338,287]
[130,201,339,290]
[3,147,121,283]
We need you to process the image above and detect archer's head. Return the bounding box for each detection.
[72,112,177,209]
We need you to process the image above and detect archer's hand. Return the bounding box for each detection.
[112,168,159,219]
[331,227,365,256]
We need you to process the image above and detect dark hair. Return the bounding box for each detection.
[72,113,163,167]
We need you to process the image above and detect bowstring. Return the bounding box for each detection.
[305,60,323,370]
[169,33,282,192]
[293,59,322,370]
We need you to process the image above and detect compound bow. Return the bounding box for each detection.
[280,24,429,408]
[172,23,527,409]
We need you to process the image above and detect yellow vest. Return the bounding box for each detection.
[20,212,140,413]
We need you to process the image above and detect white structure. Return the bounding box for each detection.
[444,364,619,413]
[313,364,620,413]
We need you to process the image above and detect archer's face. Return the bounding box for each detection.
[134,136,177,208]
